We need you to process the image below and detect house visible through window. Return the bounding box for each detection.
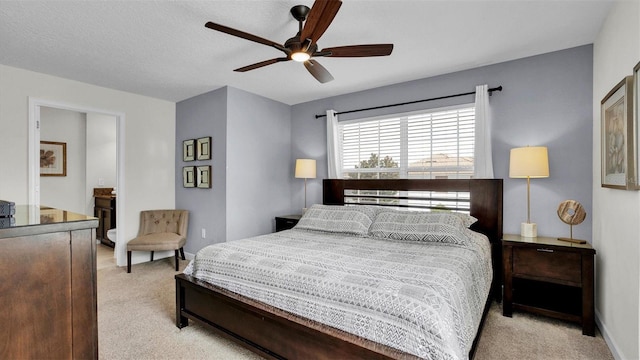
[340,104,475,180]
[339,104,475,211]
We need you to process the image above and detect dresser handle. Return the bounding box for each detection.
[536,248,554,253]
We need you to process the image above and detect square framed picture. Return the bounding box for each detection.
[601,76,635,189]
[183,166,195,188]
[196,136,212,160]
[183,139,195,162]
[196,165,211,188]
[40,141,67,176]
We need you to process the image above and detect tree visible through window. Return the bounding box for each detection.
[340,105,475,180]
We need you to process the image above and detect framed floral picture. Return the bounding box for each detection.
[40,141,67,176]
[601,76,635,189]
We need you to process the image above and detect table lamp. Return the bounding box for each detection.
[295,159,316,213]
[509,146,549,237]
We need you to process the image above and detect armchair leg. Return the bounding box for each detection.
[174,250,180,271]
[127,251,132,273]
[179,247,185,260]
[150,251,154,261]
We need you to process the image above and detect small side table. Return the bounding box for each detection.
[502,234,596,336]
[275,215,302,232]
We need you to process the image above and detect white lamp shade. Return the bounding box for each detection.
[295,159,316,179]
[509,146,549,178]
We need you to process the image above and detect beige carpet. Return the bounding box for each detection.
[97,245,613,360]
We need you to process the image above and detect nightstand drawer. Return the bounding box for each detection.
[513,247,581,284]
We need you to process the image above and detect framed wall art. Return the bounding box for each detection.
[40,141,67,177]
[183,166,195,188]
[183,139,195,161]
[601,76,635,190]
[196,165,211,188]
[196,136,212,160]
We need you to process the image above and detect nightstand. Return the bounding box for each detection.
[502,234,596,336]
[275,215,302,232]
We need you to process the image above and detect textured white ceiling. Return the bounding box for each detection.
[0,1,613,105]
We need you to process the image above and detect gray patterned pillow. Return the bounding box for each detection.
[295,205,378,236]
[370,211,470,245]
[453,212,478,228]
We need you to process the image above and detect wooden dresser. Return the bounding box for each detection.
[0,206,99,359]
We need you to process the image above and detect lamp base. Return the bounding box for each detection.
[557,237,587,244]
[521,222,537,238]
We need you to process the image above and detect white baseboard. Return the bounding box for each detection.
[595,309,623,360]
[184,251,195,261]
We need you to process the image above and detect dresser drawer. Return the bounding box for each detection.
[512,247,581,285]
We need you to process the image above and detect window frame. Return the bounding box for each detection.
[339,103,476,180]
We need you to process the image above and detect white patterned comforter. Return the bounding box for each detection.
[184,228,492,360]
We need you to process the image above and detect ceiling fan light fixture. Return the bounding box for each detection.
[291,51,311,62]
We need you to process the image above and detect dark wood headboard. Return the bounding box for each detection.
[323,178,504,300]
[323,179,503,243]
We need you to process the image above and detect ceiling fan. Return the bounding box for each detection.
[204,0,393,83]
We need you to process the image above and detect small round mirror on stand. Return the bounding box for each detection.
[557,200,587,244]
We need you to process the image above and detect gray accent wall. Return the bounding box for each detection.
[225,87,292,241]
[176,86,293,254]
[176,87,228,254]
[291,45,594,240]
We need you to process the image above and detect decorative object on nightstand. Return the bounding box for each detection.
[509,146,549,237]
[275,215,302,232]
[502,234,596,336]
[295,158,316,213]
[557,200,587,244]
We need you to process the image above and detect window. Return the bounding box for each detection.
[340,104,475,180]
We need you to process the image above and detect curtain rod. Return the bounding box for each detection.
[314,86,503,119]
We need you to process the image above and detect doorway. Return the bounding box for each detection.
[28,97,126,267]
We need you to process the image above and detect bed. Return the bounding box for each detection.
[176,179,503,359]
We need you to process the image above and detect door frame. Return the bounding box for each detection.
[28,97,126,265]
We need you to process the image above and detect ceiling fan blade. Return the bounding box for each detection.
[304,59,334,83]
[319,44,394,57]
[300,0,342,44]
[205,22,288,53]
[234,57,290,72]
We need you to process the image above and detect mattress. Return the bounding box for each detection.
[185,226,492,360]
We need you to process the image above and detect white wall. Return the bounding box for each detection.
[0,64,176,267]
[592,1,640,359]
[86,113,117,215]
[40,106,87,214]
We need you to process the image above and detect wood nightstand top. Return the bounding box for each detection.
[502,233,595,252]
[275,214,302,221]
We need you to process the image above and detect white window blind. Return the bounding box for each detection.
[340,105,475,180]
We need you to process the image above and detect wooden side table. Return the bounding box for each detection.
[275,215,302,232]
[502,234,596,336]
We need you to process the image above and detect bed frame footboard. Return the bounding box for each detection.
[176,273,407,360]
